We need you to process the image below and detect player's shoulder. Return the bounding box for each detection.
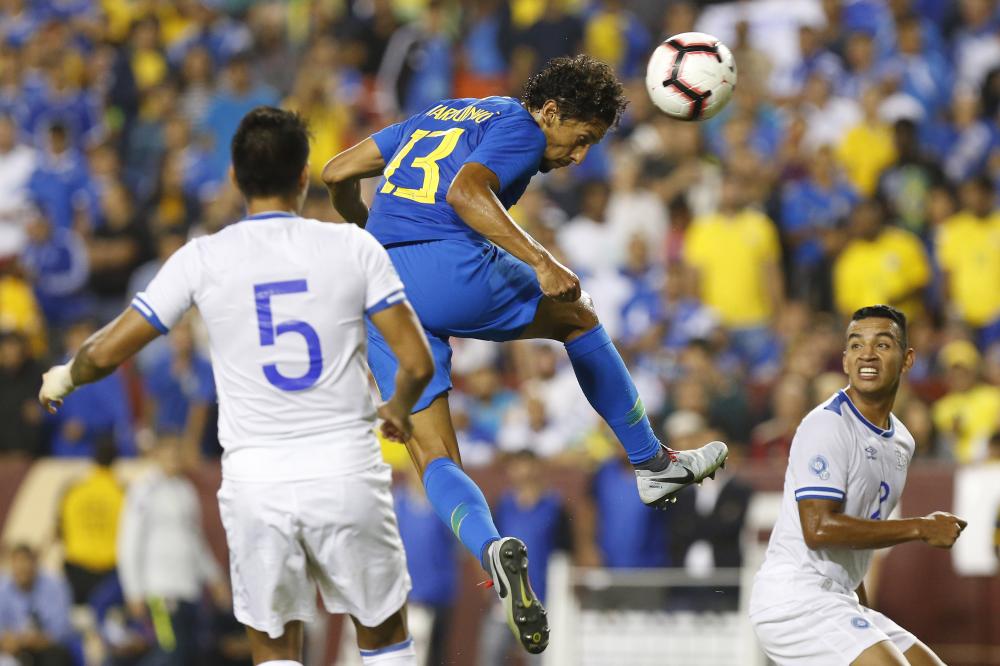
[794,391,855,440]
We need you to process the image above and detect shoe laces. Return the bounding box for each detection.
[665,447,679,463]
[477,579,494,589]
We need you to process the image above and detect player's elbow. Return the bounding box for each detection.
[321,156,347,188]
[444,179,470,212]
[802,522,834,550]
[399,345,434,387]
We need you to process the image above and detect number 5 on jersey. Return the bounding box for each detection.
[381,128,465,204]
[254,280,323,391]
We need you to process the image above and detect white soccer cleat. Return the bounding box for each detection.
[485,537,549,654]
[635,440,729,508]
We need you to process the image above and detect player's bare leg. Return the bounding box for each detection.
[352,607,416,664]
[520,293,728,507]
[851,640,910,666]
[902,640,947,666]
[246,620,304,665]
[405,396,549,654]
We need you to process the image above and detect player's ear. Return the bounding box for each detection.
[228,165,238,189]
[299,164,310,189]
[542,100,559,127]
[841,350,848,375]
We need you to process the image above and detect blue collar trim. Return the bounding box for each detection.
[838,389,894,438]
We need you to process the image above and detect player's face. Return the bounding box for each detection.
[842,318,914,398]
[538,115,609,172]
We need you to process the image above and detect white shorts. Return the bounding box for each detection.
[218,462,411,638]
[750,590,917,665]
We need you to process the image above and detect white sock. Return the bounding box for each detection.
[258,661,304,666]
[360,636,417,665]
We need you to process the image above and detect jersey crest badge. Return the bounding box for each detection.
[809,455,830,480]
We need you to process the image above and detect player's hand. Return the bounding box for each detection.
[38,363,76,414]
[377,400,413,443]
[919,511,967,548]
[535,255,581,302]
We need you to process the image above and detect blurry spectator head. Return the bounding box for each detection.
[897,394,935,455]
[0,112,16,151]
[849,198,885,240]
[465,366,503,401]
[520,55,628,171]
[951,89,981,127]
[181,45,215,87]
[845,31,875,73]
[940,339,981,392]
[927,183,957,224]
[129,15,162,52]
[9,543,38,590]
[223,50,254,91]
[623,233,651,273]
[984,342,1000,386]
[99,181,133,230]
[896,14,924,56]
[798,25,823,57]
[163,115,192,152]
[0,329,30,369]
[960,0,994,27]
[89,142,122,180]
[662,1,696,36]
[803,72,833,108]
[958,175,994,216]
[530,343,560,380]
[719,174,748,213]
[504,448,543,495]
[664,409,706,451]
[63,318,97,355]
[772,373,812,423]
[860,85,884,120]
[45,122,70,155]
[578,180,610,222]
[892,118,920,159]
[230,106,309,205]
[93,433,117,468]
[673,376,709,416]
[815,370,848,398]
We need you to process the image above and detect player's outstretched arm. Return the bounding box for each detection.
[369,300,434,441]
[799,499,968,550]
[39,309,161,413]
[447,162,581,302]
[321,137,387,228]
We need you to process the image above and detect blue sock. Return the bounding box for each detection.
[422,458,501,569]
[565,324,660,465]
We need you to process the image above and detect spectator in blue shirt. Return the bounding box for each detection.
[478,450,571,665]
[48,319,135,458]
[0,544,75,666]
[199,52,278,183]
[27,123,97,231]
[21,55,103,151]
[393,468,457,666]
[780,144,857,311]
[19,206,91,329]
[881,15,953,118]
[142,315,214,463]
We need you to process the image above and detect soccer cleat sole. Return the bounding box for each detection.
[650,445,729,510]
[492,538,549,654]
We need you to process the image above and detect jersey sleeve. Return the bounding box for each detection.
[371,120,407,163]
[464,113,546,190]
[353,228,406,315]
[787,412,851,503]
[130,240,201,334]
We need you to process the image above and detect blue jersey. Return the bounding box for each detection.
[367,96,546,246]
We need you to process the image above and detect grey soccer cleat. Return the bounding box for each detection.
[635,440,729,508]
[485,537,549,654]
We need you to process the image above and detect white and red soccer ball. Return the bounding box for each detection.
[645,32,738,121]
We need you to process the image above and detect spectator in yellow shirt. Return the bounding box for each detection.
[684,176,784,372]
[833,198,931,322]
[931,340,1000,464]
[935,176,1000,348]
[835,87,896,196]
[58,439,125,604]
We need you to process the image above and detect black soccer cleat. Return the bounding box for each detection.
[486,537,549,654]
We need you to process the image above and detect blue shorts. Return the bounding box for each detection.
[367,239,543,412]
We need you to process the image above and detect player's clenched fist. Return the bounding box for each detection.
[39,363,76,414]
[919,511,967,548]
[377,400,414,443]
[535,255,581,302]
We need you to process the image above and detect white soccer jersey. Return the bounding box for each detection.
[752,388,916,610]
[131,212,405,481]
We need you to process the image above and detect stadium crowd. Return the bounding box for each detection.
[0,0,999,664]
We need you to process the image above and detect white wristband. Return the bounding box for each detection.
[39,362,77,404]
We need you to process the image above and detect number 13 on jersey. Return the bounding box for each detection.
[381,128,465,204]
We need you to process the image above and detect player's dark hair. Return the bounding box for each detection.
[231,107,310,200]
[521,55,628,128]
[851,305,908,348]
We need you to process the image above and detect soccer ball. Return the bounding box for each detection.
[645,32,737,121]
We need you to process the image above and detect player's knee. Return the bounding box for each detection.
[563,291,599,340]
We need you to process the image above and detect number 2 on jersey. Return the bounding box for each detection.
[381,128,465,204]
[254,280,322,391]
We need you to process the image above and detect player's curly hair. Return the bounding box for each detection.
[521,55,628,128]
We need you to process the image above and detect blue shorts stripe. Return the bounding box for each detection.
[359,637,413,657]
[130,297,169,334]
